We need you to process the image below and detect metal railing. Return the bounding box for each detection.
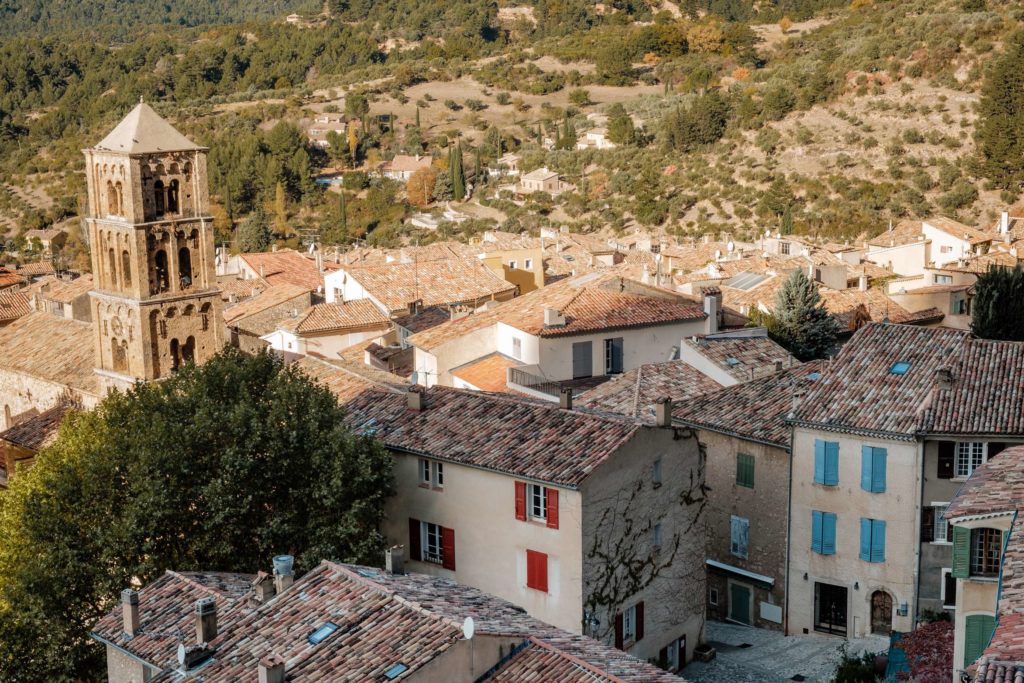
[507,367,563,398]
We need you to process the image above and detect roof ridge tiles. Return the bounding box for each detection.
[525,636,630,683]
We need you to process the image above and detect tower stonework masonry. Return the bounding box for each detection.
[84,103,223,390]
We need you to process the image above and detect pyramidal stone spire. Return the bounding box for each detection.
[94,102,203,155]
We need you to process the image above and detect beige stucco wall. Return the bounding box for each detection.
[383,454,585,633]
[698,429,789,630]
[865,241,929,277]
[787,427,920,638]
[580,426,705,665]
[0,368,100,430]
[104,646,152,683]
[414,325,496,387]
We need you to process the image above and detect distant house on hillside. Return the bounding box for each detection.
[380,154,433,181]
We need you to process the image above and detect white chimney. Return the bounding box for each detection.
[703,290,720,334]
[122,589,140,637]
[544,307,566,327]
[858,274,869,292]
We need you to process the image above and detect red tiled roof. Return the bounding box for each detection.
[279,300,390,335]
[342,386,639,488]
[484,637,647,682]
[0,267,26,289]
[0,311,100,396]
[926,339,1024,436]
[925,216,993,245]
[578,360,723,423]
[341,258,516,313]
[0,289,31,323]
[945,445,1024,521]
[239,250,329,292]
[790,324,969,439]
[92,561,679,683]
[450,352,522,392]
[0,404,72,451]
[13,261,55,277]
[682,334,796,382]
[392,305,451,334]
[222,284,312,333]
[293,356,404,404]
[674,361,823,447]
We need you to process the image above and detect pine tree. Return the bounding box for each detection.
[451,143,466,200]
[237,206,272,253]
[975,30,1024,189]
[773,270,840,361]
[971,265,1024,340]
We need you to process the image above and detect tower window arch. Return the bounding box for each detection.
[107,180,118,216]
[178,246,192,289]
[170,338,180,372]
[115,181,124,216]
[121,250,132,287]
[108,248,118,288]
[153,249,169,293]
[182,336,196,364]
[168,179,179,214]
[154,180,165,216]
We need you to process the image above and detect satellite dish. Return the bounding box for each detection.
[177,643,187,666]
[463,616,475,640]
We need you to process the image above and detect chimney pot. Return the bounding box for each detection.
[386,545,405,575]
[559,386,573,410]
[407,386,425,412]
[259,654,287,683]
[655,397,673,427]
[252,572,276,603]
[858,273,869,292]
[195,597,218,644]
[273,554,295,593]
[543,307,566,327]
[121,589,141,637]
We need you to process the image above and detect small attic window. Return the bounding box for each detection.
[807,372,822,381]
[308,622,338,645]
[890,361,911,375]
[384,663,409,679]
[725,357,740,366]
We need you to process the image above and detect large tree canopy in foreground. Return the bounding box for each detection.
[0,348,393,681]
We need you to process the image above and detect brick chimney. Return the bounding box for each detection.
[121,589,140,637]
[195,597,217,644]
[386,545,405,575]
[407,385,425,412]
[936,367,953,391]
[655,397,673,427]
[258,654,286,683]
[559,386,573,410]
[251,571,276,603]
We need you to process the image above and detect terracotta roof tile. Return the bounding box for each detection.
[0,403,72,451]
[926,339,1024,436]
[450,352,522,392]
[279,300,390,334]
[866,219,924,248]
[0,267,26,289]
[0,311,100,397]
[239,250,331,292]
[925,216,993,245]
[578,360,723,423]
[30,273,94,304]
[293,356,405,404]
[0,289,31,323]
[342,386,639,487]
[682,334,796,382]
[674,361,823,447]
[222,284,312,335]
[342,258,516,313]
[392,305,451,334]
[946,445,1024,521]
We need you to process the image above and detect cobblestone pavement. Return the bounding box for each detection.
[681,621,889,683]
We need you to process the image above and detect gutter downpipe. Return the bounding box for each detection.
[783,422,795,635]
[913,437,925,633]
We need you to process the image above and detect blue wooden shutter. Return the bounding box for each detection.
[812,511,823,553]
[814,440,826,484]
[822,513,837,555]
[861,446,873,492]
[860,518,871,561]
[871,520,886,562]
[825,442,839,485]
[873,448,887,493]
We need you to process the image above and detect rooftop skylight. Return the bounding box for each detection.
[725,357,740,366]
[889,361,911,375]
[308,622,338,645]
[384,663,409,680]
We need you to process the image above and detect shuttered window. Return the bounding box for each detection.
[736,453,755,488]
[814,439,839,486]
[951,525,970,578]
[526,550,548,592]
[730,515,749,559]
[860,446,887,493]
[859,518,886,563]
[964,614,996,668]
[811,511,837,555]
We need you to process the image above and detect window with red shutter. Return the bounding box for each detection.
[546,488,559,529]
[441,526,456,571]
[515,481,527,521]
[635,601,645,642]
[408,518,422,562]
[526,549,548,592]
[614,613,624,650]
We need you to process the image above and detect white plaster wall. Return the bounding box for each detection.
[923,223,973,267]
[865,241,929,277]
[787,427,920,638]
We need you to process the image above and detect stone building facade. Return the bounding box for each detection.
[83,102,223,391]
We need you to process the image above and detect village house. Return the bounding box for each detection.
[0,267,25,291]
[676,328,795,386]
[488,152,521,177]
[260,299,392,359]
[222,283,313,354]
[238,248,337,294]
[517,167,573,196]
[380,153,433,181]
[786,323,1024,640]
[576,359,722,424]
[576,127,617,150]
[944,445,1024,682]
[23,227,66,256]
[406,273,711,395]
[25,273,94,321]
[324,257,517,316]
[342,385,706,670]
[91,557,682,682]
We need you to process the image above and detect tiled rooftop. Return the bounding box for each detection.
[926,339,1024,436]
[674,361,823,447]
[682,334,796,382]
[450,352,522,393]
[0,311,100,397]
[866,219,924,248]
[30,273,94,304]
[945,445,1024,521]
[341,258,516,313]
[293,356,405,404]
[925,216,994,245]
[0,289,31,323]
[278,299,390,334]
[342,386,639,488]
[0,403,72,451]
[13,260,55,277]
[0,267,26,289]
[818,287,944,330]
[392,305,452,334]
[92,561,680,682]
[408,274,705,351]
[577,360,723,423]
[239,250,336,292]
[223,284,312,336]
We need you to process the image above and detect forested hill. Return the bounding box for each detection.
[0,0,317,38]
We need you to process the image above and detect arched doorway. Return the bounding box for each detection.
[871,591,893,635]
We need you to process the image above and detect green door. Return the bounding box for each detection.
[729,583,752,625]
[964,614,996,667]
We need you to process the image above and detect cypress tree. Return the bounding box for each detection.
[339,190,347,236]
[415,106,421,129]
[971,265,1024,340]
[780,205,794,235]
[451,143,466,200]
[975,30,1024,189]
[773,270,840,361]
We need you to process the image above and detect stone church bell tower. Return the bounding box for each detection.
[83,102,223,390]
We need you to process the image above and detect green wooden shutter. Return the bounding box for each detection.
[737,453,754,488]
[951,525,970,578]
[964,614,996,667]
